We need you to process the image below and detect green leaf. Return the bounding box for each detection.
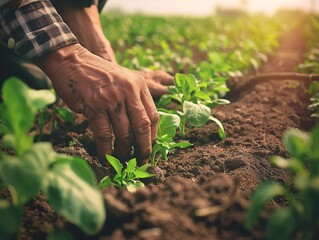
[137,163,150,172]
[0,200,22,240]
[28,88,56,112]
[245,181,285,229]
[47,230,74,240]
[126,158,137,173]
[126,180,145,193]
[56,108,74,123]
[157,111,180,139]
[106,154,123,175]
[170,141,193,148]
[209,116,226,140]
[98,176,112,190]
[2,78,35,143]
[55,154,96,186]
[266,207,296,240]
[206,99,231,108]
[43,160,106,235]
[134,170,154,179]
[183,101,210,127]
[175,73,196,94]
[283,129,310,158]
[194,90,211,102]
[271,156,303,172]
[0,143,54,203]
[310,126,319,158]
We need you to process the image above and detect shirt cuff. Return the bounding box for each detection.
[0,0,78,59]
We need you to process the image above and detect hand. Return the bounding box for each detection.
[52,3,174,98]
[35,43,159,165]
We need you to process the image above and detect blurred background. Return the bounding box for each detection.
[104,0,318,16]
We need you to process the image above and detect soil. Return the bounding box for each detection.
[5,23,316,240]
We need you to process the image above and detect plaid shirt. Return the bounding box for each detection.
[0,0,78,59]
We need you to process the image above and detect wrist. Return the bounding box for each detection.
[34,43,84,80]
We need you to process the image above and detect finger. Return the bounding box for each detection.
[146,80,169,98]
[126,93,152,164]
[86,111,113,165]
[153,70,174,85]
[141,87,159,144]
[108,102,134,162]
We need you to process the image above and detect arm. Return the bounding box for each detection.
[0,0,158,164]
[51,1,174,98]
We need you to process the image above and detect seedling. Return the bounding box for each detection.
[0,78,105,239]
[98,155,154,193]
[150,111,192,165]
[158,73,228,138]
[246,127,319,240]
[307,82,319,120]
[36,106,74,141]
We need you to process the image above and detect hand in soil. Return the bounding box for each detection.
[35,43,159,165]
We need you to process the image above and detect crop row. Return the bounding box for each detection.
[0,13,309,240]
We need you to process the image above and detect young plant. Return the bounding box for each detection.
[150,111,192,165]
[36,105,74,141]
[98,155,154,193]
[158,73,228,138]
[0,77,105,239]
[307,82,319,121]
[245,127,319,240]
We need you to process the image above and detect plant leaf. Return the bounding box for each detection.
[0,143,54,203]
[245,181,285,229]
[106,154,123,175]
[157,111,180,139]
[43,159,106,235]
[55,154,96,186]
[98,176,113,190]
[209,116,226,140]
[266,207,296,240]
[126,158,137,173]
[47,230,74,240]
[183,101,210,127]
[170,141,193,148]
[134,170,155,179]
[283,128,310,159]
[126,180,145,193]
[56,108,74,123]
[0,200,22,240]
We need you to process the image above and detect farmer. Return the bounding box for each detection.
[0,0,174,165]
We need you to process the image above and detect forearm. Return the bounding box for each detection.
[51,1,117,63]
[0,0,78,59]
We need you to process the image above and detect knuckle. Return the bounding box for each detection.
[93,128,113,142]
[118,129,134,143]
[136,118,151,135]
[149,109,160,125]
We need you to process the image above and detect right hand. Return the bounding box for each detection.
[36,43,159,165]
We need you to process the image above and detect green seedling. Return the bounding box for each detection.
[307,82,319,120]
[0,78,105,239]
[246,127,319,240]
[150,111,192,165]
[37,106,74,141]
[98,155,154,193]
[158,73,228,138]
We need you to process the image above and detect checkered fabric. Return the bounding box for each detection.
[0,0,78,59]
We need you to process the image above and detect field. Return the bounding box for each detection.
[1,11,319,240]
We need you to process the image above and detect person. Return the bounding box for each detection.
[0,0,174,166]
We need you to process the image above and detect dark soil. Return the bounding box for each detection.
[10,23,316,239]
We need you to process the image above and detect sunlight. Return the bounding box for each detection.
[105,0,317,15]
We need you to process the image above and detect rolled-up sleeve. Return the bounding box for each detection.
[0,0,78,59]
